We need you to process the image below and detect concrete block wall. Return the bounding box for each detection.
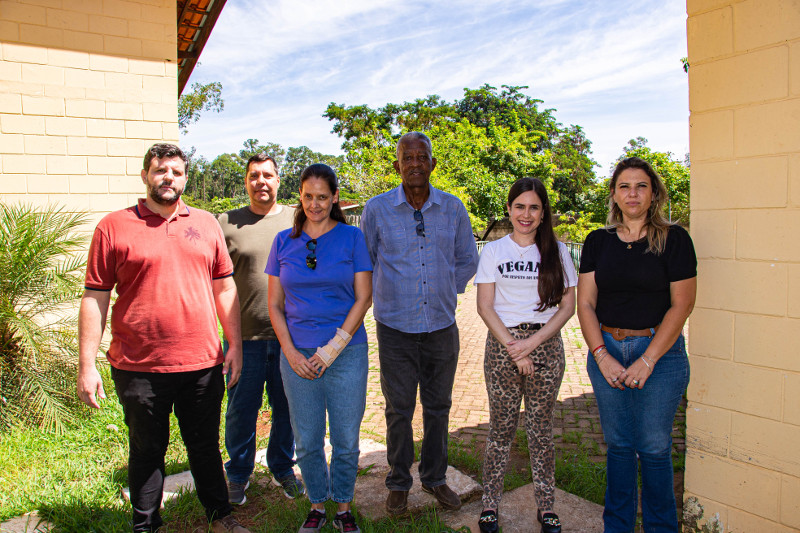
[686,0,800,530]
[0,0,178,223]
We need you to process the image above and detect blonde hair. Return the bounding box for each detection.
[606,157,672,255]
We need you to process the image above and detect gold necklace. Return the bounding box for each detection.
[620,228,644,249]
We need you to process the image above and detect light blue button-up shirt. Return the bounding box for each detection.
[361,185,479,334]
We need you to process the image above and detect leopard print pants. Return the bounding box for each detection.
[481,326,566,511]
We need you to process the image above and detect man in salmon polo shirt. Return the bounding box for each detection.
[76,143,250,533]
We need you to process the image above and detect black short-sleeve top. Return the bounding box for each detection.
[579,225,697,329]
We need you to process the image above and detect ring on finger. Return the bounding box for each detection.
[632,379,640,386]
[612,377,619,383]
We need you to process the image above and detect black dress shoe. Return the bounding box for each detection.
[385,490,408,515]
[537,509,562,533]
[421,483,462,510]
[478,509,499,533]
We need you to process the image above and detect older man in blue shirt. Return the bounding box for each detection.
[360,131,479,515]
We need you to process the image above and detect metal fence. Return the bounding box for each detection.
[564,241,583,271]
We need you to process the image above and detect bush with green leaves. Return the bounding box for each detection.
[555,212,603,243]
[0,203,89,433]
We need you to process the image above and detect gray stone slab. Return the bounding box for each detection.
[354,463,482,520]
[443,485,604,533]
[350,438,603,532]
[0,512,51,533]
[121,470,196,506]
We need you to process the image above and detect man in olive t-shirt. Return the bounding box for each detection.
[217,153,302,504]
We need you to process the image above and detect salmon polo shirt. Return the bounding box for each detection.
[84,199,234,373]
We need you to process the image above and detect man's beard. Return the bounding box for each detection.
[148,182,183,205]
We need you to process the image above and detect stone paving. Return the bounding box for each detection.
[360,281,607,460]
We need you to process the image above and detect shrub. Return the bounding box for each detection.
[0,203,89,433]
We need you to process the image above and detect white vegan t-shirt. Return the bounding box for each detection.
[474,235,578,327]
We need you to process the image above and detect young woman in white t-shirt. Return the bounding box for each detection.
[474,177,578,533]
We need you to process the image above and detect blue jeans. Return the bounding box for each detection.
[224,340,296,483]
[280,343,368,504]
[588,332,690,533]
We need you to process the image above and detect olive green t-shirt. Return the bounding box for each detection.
[217,205,295,340]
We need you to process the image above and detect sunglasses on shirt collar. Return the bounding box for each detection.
[306,239,317,270]
[414,209,425,237]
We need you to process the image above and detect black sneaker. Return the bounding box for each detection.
[332,511,361,533]
[272,473,305,499]
[298,509,327,533]
[478,509,499,533]
[228,480,249,505]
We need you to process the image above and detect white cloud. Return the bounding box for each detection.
[182,0,689,172]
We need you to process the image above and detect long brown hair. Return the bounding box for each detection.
[290,163,348,238]
[507,177,565,311]
[606,157,671,254]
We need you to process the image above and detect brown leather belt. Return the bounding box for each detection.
[601,324,659,341]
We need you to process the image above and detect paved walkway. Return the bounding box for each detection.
[360,281,607,461]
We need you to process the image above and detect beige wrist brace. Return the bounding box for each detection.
[315,328,353,367]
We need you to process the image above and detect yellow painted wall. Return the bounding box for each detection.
[686,0,800,530]
[0,0,178,223]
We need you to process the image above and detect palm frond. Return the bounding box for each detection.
[0,202,90,434]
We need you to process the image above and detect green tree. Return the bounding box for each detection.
[185,139,290,203]
[618,137,691,224]
[550,125,598,214]
[457,84,559,143]
[0,204,89,433]
[324,85,590,230]
[282,146,344,202]
[178,81,224,134]
[239,139,285,168]
[583,179,611,225]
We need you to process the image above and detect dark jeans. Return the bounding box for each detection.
[376,321,459,490]
[111,365,232,532]
[224,339,296,483]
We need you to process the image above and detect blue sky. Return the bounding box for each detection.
[182,0,689,177]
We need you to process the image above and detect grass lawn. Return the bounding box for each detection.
[1,361,690,532]
[0,365,473,532]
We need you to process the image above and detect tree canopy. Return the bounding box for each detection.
[618,137,691,224]
[178,81,224,134]
[325,84,597,230]
[183,140,344,211]
[178,83,689,238]
[582,137,691,226]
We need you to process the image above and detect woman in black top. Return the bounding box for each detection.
[577,157,696,533]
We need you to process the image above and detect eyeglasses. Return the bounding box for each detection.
[306,239,317,270]
[414,209,425,237]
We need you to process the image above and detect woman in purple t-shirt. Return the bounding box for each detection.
[267,164,373,533]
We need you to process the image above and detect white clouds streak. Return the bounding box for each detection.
[182,0,689,171]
